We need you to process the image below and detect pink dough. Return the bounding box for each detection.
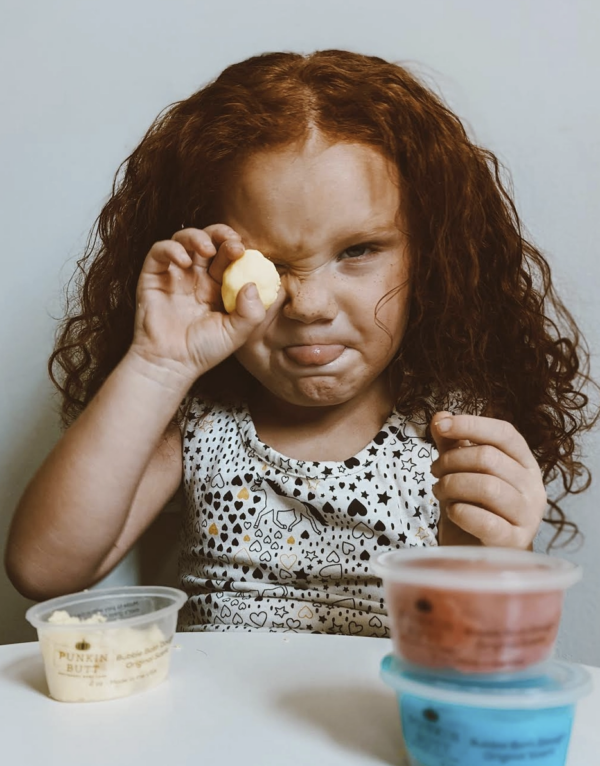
[385,558,564,673]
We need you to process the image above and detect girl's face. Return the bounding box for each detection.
[222,134,411,410]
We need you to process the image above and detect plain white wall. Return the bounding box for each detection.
[1,0,599,662]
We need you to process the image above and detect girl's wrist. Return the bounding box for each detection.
[123,346,201,396]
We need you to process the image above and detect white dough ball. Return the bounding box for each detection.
[221,249,281,314]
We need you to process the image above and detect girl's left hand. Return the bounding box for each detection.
[430,411,547,549]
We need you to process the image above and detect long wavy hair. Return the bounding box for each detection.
[50,49,598,547]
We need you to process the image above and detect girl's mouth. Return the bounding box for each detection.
[283,344,346,366]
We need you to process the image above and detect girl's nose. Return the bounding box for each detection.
[281,272,338,323]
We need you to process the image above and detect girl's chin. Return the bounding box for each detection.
[262,378,363,409]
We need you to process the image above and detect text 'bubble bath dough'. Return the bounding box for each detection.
[372,547,581,674]
[221,249,281,313]
[380,654,592,766]
[26,586,187,702]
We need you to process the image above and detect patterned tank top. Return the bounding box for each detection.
[176,397,446,637]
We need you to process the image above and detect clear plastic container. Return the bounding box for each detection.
[380,654,592,766]
[26,585,187,702]
[372,547,581,675]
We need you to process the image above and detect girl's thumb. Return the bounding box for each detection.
[430,411,458,456]
[229,282,266,331]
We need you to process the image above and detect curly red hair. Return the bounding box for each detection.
[49,50,598,546]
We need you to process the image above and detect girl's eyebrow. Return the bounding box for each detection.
[332,226,403,246]
[247,227,403,262]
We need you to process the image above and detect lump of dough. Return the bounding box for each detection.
[221,249,281,314]
[47,610,107,625]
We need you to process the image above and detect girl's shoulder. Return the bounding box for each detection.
[177,394,242,425]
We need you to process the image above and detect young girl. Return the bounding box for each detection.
[6,50,596,636]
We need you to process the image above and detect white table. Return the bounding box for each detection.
[0,632,598,765]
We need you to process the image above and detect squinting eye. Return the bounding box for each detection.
[341,244,375,259]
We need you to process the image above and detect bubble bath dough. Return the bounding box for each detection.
[40,610,171,702]
[221,249,281,313]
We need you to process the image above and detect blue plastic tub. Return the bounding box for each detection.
[381,655,592,766]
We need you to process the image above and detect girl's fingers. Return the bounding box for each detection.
[208,239,247,283]
[172,227,246,280]
[432,413,539,470]
[433,472,524,526]
[431,444,531,494]
[202,223,244,246]
[142,240,193,275]
[175,224,243,250]
[444,502,522,548]
[171,228,218,264]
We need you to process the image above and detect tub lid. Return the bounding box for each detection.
[372,547,582,592]
[25,586,188,630]
[380,655,593,709]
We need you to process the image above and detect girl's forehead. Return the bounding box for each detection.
[220,138,403,251]
[233,135,398,187]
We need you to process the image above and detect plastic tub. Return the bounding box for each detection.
[381,654,592,766]
[26,585,187,702]
[372,547,581,674]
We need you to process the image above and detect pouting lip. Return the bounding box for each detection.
[282,342,346,349]
[282,343,347,367]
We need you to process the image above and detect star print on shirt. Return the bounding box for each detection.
[378,492,391,505]
[414,472,425,484]
[330,619,344,633]
[401,457,416,472]
[416,527,430,540]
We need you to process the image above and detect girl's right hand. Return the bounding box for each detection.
[130,225,267,382]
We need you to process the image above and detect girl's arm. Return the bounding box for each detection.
[5,351,187,600]
[5,226,269,600]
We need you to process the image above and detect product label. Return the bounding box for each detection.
[40,624,173,700]
[51,636,171,681]
[400,694,574,766]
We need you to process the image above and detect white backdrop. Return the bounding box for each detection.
[1,0,599,663]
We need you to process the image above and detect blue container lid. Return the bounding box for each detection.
[381,654,592,710]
